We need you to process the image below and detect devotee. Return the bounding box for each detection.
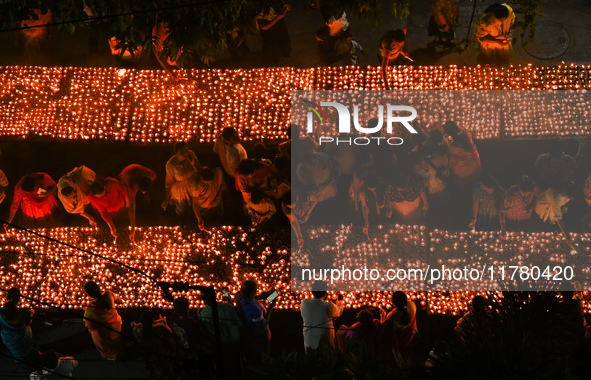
[88,177,127,239]
[336,310,381,351]
[413,144,450,223]
[255,4,292,66]
[456,295,490,332]
[245,189,276,226]
[443,121,481,188]
[5,172,58,231]
[336,29,366,65]
[169,297,213,356]
[535,181,577,249]
[57,165,97,226]
[384,170,429,223]
[132,310,183,379]
[428,0,459,48]
[469,175,505,231]
[132,310,179,361]
[281,191,305,249]
[377,291,417,367]
[278,124,319,160]
[198,290,243,378]
[198,291,242,347]
[296,151,339,204]
[0,149,7,205]
[315,26,338,65]
[213,127,247,179]
[348,152,376,229]
[83,281,123,361]
[378,28,411,90]
[0,288,34,362]
[301,280,344,352]
[190,166,226,230]
[162,141,201,215]
[119,164,156,242]
[237,280,276,363]
[252,142,272,166]
[235,159,274,203]
[475,2,515,65]
[535,139,578,190]
[500,175,540,232]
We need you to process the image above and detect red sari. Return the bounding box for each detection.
[10,173,58,219]
[377,311,417,366]
[88,178,127,221]
[448,130,481,182]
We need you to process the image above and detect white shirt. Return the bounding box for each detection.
[301,298,344,351]
[30,357,78,379]
[349,40,363,65]
[535,187,570,223]
[213,136,247,178]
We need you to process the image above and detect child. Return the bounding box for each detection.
[338,29,365,65]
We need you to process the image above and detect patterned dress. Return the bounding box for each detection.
[502,185,540,222]
[385,171,426,216]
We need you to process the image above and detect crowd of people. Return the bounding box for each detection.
[1,127,591,377]
[305,2,517,90]
[1,120,590,252]
[0,280,463,378]
[7,280,586,378]
[291,120,590,251]
[0,126,293,241]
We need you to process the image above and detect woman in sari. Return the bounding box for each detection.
[162,142,201,215]
[5,173,58,229]
[57,165,97,226]
[190,166,226,229]
[377,291,417,367]
[475,3,515,66]
[296,152,339,203]
[83,281,123,361]
[443,121,481,186]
